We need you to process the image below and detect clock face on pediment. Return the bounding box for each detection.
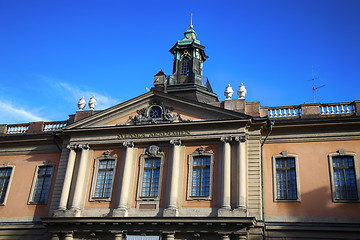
[148,106,163,119]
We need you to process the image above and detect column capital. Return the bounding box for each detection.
[220,136,232,143]
[235,134,248,142]
[67,143,78,150]
[78,143,90,150]
[170,138,181,146]
[123,141,134,148]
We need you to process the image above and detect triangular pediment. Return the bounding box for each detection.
[64,91,251,130]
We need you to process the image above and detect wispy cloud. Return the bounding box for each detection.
[39,74,119,110]
[0,101,46,124]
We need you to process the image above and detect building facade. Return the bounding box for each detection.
[0,23,359,240]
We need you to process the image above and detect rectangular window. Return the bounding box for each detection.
[191,156,211,197]
[141,157,161,197]
[332,156,358,200]
[275,157,298,200]
[0,168,12,204]
[30,165,54,204]
[94,159,115,199]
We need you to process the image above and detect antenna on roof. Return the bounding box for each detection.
[311,65,325,103]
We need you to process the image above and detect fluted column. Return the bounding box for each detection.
[235,135,247,209]
[114,141,134,216]
[220,136,232,209]
[167,139,181,210]
[70,143,90,211]
[57,144,77,211]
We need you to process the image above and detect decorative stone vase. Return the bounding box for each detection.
[77,96,86,110]
[88,96,97,110]
[237,83,247,99]
[224,84,234,100]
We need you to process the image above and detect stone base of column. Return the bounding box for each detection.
[112,207,128,217]
[217,207,232,217]
[63,208,82,217]
[52,209,67,217]
[163,207,178,217]
[233,206,247,217]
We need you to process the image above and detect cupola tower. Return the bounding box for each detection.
[166,14,219,103]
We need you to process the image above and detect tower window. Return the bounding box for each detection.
[180,57,189,76]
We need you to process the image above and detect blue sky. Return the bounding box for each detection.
[1,0,359,124]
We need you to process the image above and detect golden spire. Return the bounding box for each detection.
[189,13,193,29]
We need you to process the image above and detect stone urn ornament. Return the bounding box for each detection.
[237,83,247,99]
[88,96,97,110]
[224,84,234,100]
[77,96,86,110]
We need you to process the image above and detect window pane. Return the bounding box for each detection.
[191,156,211,197]
[94,160,115,199]
[0,168,12,204]
[32,166,53,203]
[333,156,358,200]
[141,158,161,197]
[276,157,297,200]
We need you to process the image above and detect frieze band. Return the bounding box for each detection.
[118,130,190,139]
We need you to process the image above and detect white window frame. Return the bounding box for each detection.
[28,161,55,205]
[136,145,165,209]
[187,146,214,201]
[89,150,118,202]
[272,151,301,202]
[329,150,360,203]
[0,163,15,206]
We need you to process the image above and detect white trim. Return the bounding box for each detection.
[89,151,118,202]
[28,162,55,205]
[0,163,15,206]
[187,147,214,201]
[272,152,301,202]
[328,150,360,203]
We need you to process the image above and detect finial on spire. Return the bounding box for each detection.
[189,13,193,29]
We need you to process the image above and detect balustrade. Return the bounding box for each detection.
[268,106,301,118]
[6,124,29,134]
[319,103,355,116]
[43,121,67,131]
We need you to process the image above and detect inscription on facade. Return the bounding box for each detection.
[118,130,190,139]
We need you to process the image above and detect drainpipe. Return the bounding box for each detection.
[260,119,274,240]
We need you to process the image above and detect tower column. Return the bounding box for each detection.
[113,141,135,217]
[220,136,232,209]
[164,139,181,216]
[57,144,77,211]
[70,143,90,213]
[235,135,247,209]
